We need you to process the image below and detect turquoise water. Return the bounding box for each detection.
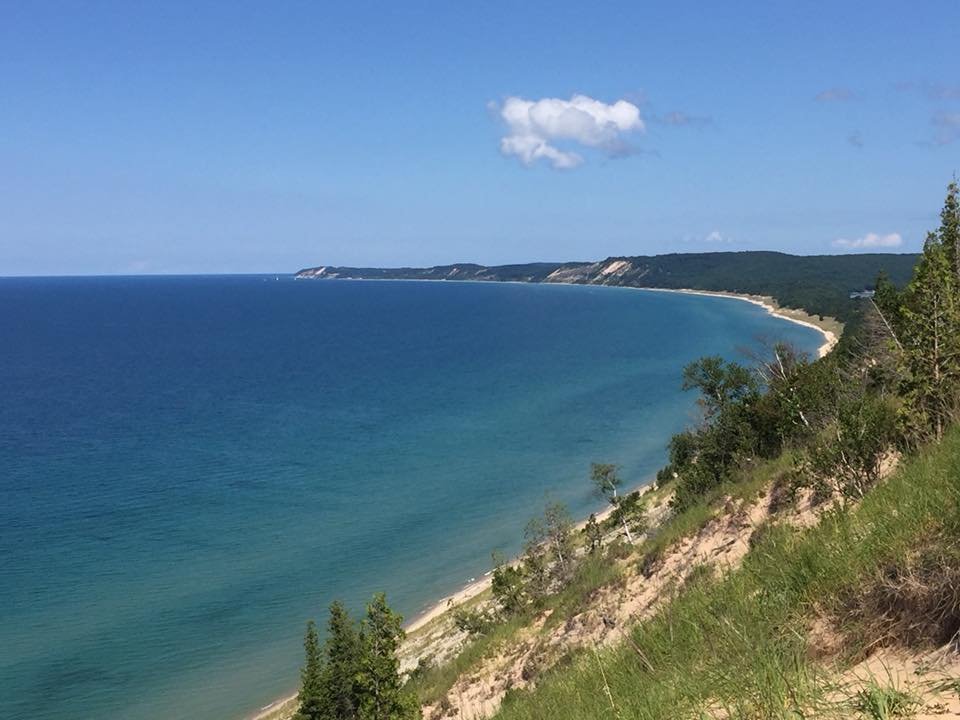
[0,276,822,720]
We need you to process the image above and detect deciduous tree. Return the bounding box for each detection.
[591,463,634,543]
[543,501,573,576]
[681,356,758,421]
[807,392,896,500]
[491,553,526,615]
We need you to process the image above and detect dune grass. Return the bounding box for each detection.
[493,427,960,719]
[409,612,532,706]
[410,547,624,706]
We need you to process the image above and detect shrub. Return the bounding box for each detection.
[492,562,526,615]
[842,540,960,648]
[806,393,897,499]
[856,683,917,720]
[453,608,494,637]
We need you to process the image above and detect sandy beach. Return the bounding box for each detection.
[248,482,654,720]
[404,481,653,634]
[637,287,841,358]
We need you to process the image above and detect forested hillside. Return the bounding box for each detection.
[296,251,918,324]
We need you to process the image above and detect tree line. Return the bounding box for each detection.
[658,180,960,512]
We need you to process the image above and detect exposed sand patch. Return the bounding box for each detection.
[600,259,632,277]
[423,485,825,720]
[825,644,960,719]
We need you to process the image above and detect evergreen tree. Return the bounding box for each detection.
[873,270,904,350]
[938,179,960,280]
[584,513,602,553]
[320,601,360,720]
[295,620,325,720]
[490,555,526,615]
[356,593,418,720]
[899,231,960,443]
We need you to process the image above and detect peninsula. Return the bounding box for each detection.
[295,250,917,328]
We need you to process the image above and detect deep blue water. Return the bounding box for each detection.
[0,276,822,720]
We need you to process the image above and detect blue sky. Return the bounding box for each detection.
[2,1,959,275]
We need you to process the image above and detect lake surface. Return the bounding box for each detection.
[0,276,822,720]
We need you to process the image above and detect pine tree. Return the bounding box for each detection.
[490,553,526,615]
[356,593,418,720]
[320,601,360,720]
[295,620,325,720]
[899,231,960,443]
[938,179,960,280]
[584,513,602,553]
[872,270,904,352]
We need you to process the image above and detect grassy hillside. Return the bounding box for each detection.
[492,428,960,719]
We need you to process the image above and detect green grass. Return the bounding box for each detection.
[411,451,791,709]
[856,683,917,719]
[492,426,960,720]
[636,451,797,579]
[409,547,625,706]
[542,550,624,630]
[638,499,714,565]
[409,612,533,705]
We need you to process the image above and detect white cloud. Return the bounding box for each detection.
[832,232,903,249]
[678,229,735,246]
[495,94,645,169]
[704,230,731,243]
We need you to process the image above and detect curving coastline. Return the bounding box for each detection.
[634,287,840,358]
[244,283,841,720]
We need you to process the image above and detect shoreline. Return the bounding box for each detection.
[396,289,839,640]
[632,287,841,358]
[403,480,654,635]
[247,482,655,720]
[297,276,841,359]
[246,282,840,720]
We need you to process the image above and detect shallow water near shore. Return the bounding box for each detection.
[0,276,822,720]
